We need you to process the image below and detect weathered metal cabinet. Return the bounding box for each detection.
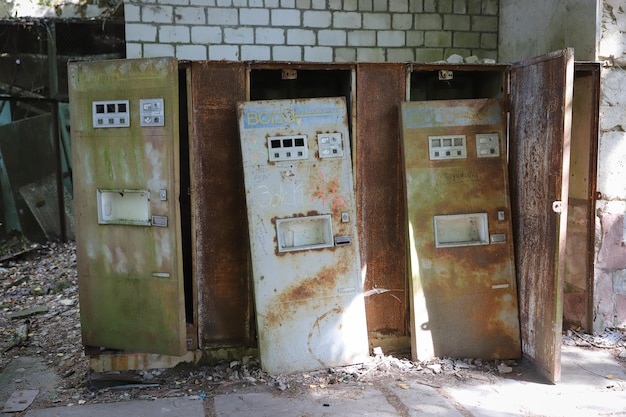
[67,52,599,383]
[401,98,521,361]
[237,97,369,373]
[68,57,187,356]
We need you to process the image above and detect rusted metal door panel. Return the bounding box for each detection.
[238,97,369,374]
[509,49,574,382]
[189,61,253,347]
[68,58,186,356]
[401,99,521,361]
[355,63,409,342]
[563,63,600,331]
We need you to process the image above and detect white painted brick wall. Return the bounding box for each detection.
[304,46,332,61]
[241,44,271,60]
[273,45,302,60]
[287,29,316,45]
[271,9,301,26]
[191,0,216,5]
[348,30,376,46]
[303,10,331,28]
[175,7,207,24]
[159,26,190,43]
[335,47,356,61]
[378,31,405,47]
[318,30,347,46]
[389,1,408,13]
[363,13,390,29]
[241,8,270,25]
[256,28,285,44]
[393,14,412,30]
[357,47,384,61]
[224,27,254,44]
[192,26,222,43]
[125,4,141,22]
[142,5,174,23]
[127,0,499,62]
[209,44,239,59]
[144,43,175,57]
[333,12,362,29]
[207,8,237,25]
[177,44,208,59]
[126,24,158,42]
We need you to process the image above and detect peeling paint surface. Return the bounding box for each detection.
[68,57,186,356]
[509,50,573,382]
[401,99,521,361]
[238,97,369,374]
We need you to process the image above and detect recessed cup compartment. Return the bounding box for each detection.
[97,189,151,226]
[276,214,333,252]
[434,212,489,248]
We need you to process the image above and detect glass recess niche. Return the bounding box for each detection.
[434,213,489,248]
[97,189,151,226]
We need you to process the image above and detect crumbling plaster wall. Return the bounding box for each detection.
[595,0,626,331]
[499,0,598,63]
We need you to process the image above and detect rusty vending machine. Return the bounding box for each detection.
[238,97,369,374]
[68,58,189,357]
[401,99,522,361]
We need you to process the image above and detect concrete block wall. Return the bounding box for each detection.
[594,0,626,330]
[124,0,499,62]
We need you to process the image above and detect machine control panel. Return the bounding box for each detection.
[428,135,467,160]
[268,135,309,162]
[92,100,130,128]
[317,132,344,158]
[140,98,165,127]
[476,133,500,158]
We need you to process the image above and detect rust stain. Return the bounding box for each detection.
[263,259,350,329]
[277,265,340,304]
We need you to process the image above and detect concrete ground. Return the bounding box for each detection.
[2,345,625,417]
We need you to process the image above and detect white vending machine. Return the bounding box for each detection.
[238,97,369,374]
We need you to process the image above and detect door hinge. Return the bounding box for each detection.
[552,201,563,213]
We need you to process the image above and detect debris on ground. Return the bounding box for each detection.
[563,327,626,349]
[1,238,626,414]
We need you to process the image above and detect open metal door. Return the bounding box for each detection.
[68,57,186,356]
[509,49,574,382]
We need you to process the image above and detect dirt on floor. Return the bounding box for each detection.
[1,239,625,416]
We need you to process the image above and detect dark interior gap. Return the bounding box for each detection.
[409,70,505,101]
[178,67,193,325]
[249,68,353,145]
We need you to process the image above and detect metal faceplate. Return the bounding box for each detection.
[238,97,369,374]
[401,98,521,361]
[68,57,185,356]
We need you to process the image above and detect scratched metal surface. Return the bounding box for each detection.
[509,50,573,382]
[237,97,369,374]
[68,57,186,355]
[355,63,409,343]
[189,61,254,348]
[401,98,521,361]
